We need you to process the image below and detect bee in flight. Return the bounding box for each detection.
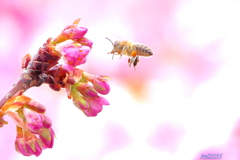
[105,37,153,70]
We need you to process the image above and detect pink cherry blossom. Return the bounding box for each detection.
[1,95,55,156]
[62,45,90,66]
[39,128,55,148]
[73,95,89,110]
[23,108,43,134]
[62,26,88,40]
[92,75,110,95]
[83,96,110,117]
[69,81,110,117]
[0,18,111,157]
[76,37,93,48]
[15,136,42,157]
[52,19,88,44]
[76,82,99,98]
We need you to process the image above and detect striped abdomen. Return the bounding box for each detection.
[134,44,153,57]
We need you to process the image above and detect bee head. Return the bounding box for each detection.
[113,41,120,48]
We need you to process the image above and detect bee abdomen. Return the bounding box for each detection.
[134,44,153,57]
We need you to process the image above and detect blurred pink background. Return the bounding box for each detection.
[1,0,240,159]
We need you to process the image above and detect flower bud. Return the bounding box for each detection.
[62,26,88,40]
[52,19,88,44]
[83,96,109,117]
[73,96,89,110]
[41,115,52,128]
[70,87,89,110]
[92,75,110,95]
[15,138,32,156]
[15,129,43,157]
[76,82,99,98]
[24,100,46,113]
[25,138,42,156]
[39,128,55,148]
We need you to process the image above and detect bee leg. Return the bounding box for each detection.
[128,56,137,67]
[120,47,127,59]
[127,50,138,68]
[119,53,123,59]
[112,53,115,60]
[133,56,140,70]
[108,52,116,60]
[128,58,131,67]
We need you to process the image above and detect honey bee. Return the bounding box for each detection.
[105,37,153,69]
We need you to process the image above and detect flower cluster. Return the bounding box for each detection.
[1,94,54,156]
[48,19,110,117]
[68,72,110,117]
[53,18,93,67]
[0,18,110,156]
[46,64,110,117]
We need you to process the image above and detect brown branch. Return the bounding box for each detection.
[0,72,36,109]
[0,38,62,109]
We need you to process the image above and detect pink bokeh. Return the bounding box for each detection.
[147,123,185,153]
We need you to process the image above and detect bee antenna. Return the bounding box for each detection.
[105,37,114,46]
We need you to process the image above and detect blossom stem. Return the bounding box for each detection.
[0,72,41,109]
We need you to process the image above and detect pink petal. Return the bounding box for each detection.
[39,128,55,148]
[73,96,89,110]
[25,100,46,113]
[82,96,109,117]
[98,96,110,105]
[23,108,43,133]
[84,108,98,117]
[15,139,32,156]
[62,64,74,72]
[25,139,42,157]
[62,27,88,39]
[77,37,93,48]
[88,98,103,113]
[62,45,90,66]
[93,76,110,95]
[41,115,52,128]
[77,83,99,98]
